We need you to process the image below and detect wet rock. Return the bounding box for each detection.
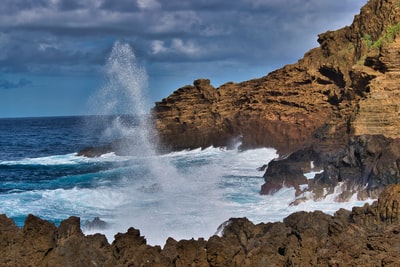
[77,138,130,157]
[261,147,320,195]
[262,135,400,203]
[77,144,113,157]
[84,217,109,230]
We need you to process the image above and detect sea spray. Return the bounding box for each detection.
[0,42,375,246]
[80,42,376,245]
[85,42,234,242]
[88,42,155,154]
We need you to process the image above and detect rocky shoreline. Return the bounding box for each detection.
[1,184,400,266]
[151,0,400,201]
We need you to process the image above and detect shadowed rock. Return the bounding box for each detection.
[84,217,109,231]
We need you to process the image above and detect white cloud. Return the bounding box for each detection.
[137,0,161,10]
[38,42,58,51]
[151,38,201,57]
[151,40,167,54]
[171,38,200,56]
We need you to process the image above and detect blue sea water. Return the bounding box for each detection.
[0,115,375,245]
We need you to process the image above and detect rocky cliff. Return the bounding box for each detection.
[152,0,400,199]
[2,184,400,266]
[153,0,400,151]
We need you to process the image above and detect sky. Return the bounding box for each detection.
[0,0,368,118]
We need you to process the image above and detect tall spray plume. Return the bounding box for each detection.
[89,41,156,156]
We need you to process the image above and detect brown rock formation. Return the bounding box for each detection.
[153,0,400,153]
[152,0,400,198]
[3,185,400,266]
[352,37,400,138]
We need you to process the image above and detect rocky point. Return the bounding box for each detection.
[152,0,400,200]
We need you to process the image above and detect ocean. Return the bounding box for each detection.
[0,42,374,245]
[0,115,374,245]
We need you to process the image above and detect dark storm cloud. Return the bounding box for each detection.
[0,0,367,77]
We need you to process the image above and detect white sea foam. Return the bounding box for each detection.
[82,146,278,244]
[0,153,80,165]
[0,146,376,245]
[0,152,129,166]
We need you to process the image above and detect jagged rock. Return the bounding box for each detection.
[3,185,400,265]
[261,147,321,195]
[84,217,109,230]
[262,135,400,201]
[110,227,167,266]
[377,184,400,224]
[352,37,400,138]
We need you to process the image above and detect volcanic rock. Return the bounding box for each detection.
[153,0,400,152]
[2,185,400,266]
[77,138,132,157]
[84,217,109,230]
[152,0,400,199]
[262,135,400,202]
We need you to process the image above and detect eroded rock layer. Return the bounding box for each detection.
[153,0,400,153]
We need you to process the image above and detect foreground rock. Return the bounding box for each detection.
[152,0,400,197]
[2,185,400,266]
[261,135,400,202]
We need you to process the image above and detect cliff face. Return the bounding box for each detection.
[2,185,400,266]
[152,0,400,198]
[153,0,400,152]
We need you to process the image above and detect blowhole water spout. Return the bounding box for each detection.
[89,41,156,156]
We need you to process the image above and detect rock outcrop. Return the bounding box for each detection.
[152,0,400,198]
[2,185,400,266]
[261,135,400,201]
